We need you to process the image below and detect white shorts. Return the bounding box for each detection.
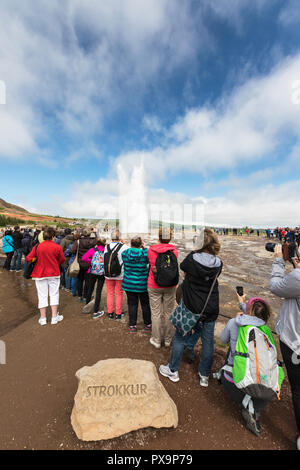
[35,277,60,309]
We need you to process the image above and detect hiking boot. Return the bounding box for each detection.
[199,374,209,387]
[129,326,137,334]
[108,313,114,320]
[159,364,179,383]
[38,317,47,326]
[241,407,262,436]
[92,311,105,319]
[51,314,64,325]
[150,337,161,349]
[183,347,196,364]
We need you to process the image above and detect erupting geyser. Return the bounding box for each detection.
[117,161,149,236]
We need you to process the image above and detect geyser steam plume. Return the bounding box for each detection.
[117,160,149,235]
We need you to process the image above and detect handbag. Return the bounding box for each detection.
[68,241,80,278]
[170,268,221,336]
[24,243,39,279]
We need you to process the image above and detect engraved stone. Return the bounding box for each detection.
[71,358,178,441]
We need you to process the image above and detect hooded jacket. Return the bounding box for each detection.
[21,231,32,255]
[180,251,222,322]
[122,247,149,292]
[147,243,179,289]
[220,309,266,382]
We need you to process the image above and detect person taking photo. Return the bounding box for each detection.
[270,244,300,450]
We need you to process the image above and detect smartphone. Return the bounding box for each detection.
[236,286,244,296]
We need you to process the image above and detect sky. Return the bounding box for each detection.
[1,0,300,227]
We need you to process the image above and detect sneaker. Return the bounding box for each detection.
[144,324,152,333]
[115,314,122,321]
[159,364,179,383]
[16,269,22,273]
[150,337,161,349]
[92,311,105,319]
[297,436,300,450]
[129,325,137,334]
[108,313,114,320]
[121,311,126,318]
[241,407,262,436]
[78,297,83,302]
[164,341,172,347]
[183,347,196,364]
[199,374,209,387]
[38,317,47,326]
[51,314,64,325]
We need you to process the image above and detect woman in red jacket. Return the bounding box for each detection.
[26,226,65,326]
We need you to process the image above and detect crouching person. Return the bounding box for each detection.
[218,296,284,437]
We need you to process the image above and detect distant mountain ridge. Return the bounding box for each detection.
[0,198,29,214]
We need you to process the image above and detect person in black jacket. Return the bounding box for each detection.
[10,226,24,272]
[159,229,222,387]
[70,229,97,302]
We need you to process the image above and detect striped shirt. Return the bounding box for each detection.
[122,248,149,292]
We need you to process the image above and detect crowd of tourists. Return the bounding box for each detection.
[0,224,300,449]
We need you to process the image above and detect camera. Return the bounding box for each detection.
[265,241,300,264]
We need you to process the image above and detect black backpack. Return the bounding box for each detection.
[153,251,179,287]
[104,243,123,278]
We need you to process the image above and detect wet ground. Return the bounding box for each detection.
[0,235,297,450]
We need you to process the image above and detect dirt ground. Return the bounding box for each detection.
[0,235,298,450]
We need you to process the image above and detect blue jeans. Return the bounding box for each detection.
[11,248,23,271]
[64,267,71,290]
[71,276,78,296]
[169,320,216,377]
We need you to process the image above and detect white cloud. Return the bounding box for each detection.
[44,173,300,228]
[0,0,207,161]
[112,53,300,183]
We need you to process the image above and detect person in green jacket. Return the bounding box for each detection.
[122,236,151,334]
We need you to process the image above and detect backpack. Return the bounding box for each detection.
[104,243,123,278]
[90,248,104,276]
[153,250,179,287]
[229,325,285,402]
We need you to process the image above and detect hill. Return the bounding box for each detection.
[0,198,29,214]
